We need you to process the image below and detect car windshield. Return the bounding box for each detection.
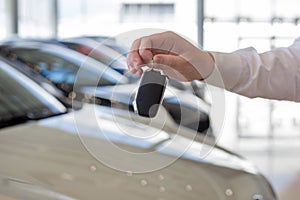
[89,36,129,55]
[0,60,66,128]
[61,40,128,73]
[5,47,128,94]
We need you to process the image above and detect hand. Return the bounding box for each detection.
[127,31,215,81]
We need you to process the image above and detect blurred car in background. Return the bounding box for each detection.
[60,37,129,75]
[83,35,129,56]
[1,36,211,104]
[0,58,277,200]
[0,40,212,136]
[0,40,129,96]
[81,82,212,134]
[60,36,211,104]
[57,37,213,133]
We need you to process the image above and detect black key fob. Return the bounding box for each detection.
[133,68,167,118]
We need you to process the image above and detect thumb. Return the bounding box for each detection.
[153,54,185,70]
[153,54,203,81]
[152,54,191,81]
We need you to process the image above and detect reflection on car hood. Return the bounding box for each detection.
[39,104,170,149]
[0,104,276,200]
[38,104,256,173]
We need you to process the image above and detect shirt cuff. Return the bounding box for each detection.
[204,49,249,91]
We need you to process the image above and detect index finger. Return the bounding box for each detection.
[127,38,144,73]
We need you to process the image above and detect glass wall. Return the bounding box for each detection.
[58,0,121,37]
[204,0,300,139]
[58,0,198,41]
[18,0,56,38]
[204,0,299,52]
[0,0,5,39]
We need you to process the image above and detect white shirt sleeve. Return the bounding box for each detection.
[207,37,300,102]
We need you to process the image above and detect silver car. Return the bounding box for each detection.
[0,54,276,199]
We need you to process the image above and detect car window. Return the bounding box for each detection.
[0,60,66,128]
[7,48,124,94]
[62,41,128,72]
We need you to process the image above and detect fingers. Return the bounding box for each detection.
[152,54,190,81]
[126,31,212,82]
[153,54,203,81]
[138,36,153,64]
[127,37,155,75]
[127,38,143,73]
[127,32,177,74]
[127,31,197,80]
[153,54,179,67]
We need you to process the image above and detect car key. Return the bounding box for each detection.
[133,67,167,118]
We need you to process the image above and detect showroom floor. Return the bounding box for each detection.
[235,138,300,200]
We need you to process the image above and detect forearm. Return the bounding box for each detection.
[206,38,300,101]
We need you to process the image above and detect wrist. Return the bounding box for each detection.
[189,49,215,81]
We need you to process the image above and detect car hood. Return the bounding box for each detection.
[0,104,276,200]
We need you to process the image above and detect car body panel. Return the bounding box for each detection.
[0,106,276,199]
